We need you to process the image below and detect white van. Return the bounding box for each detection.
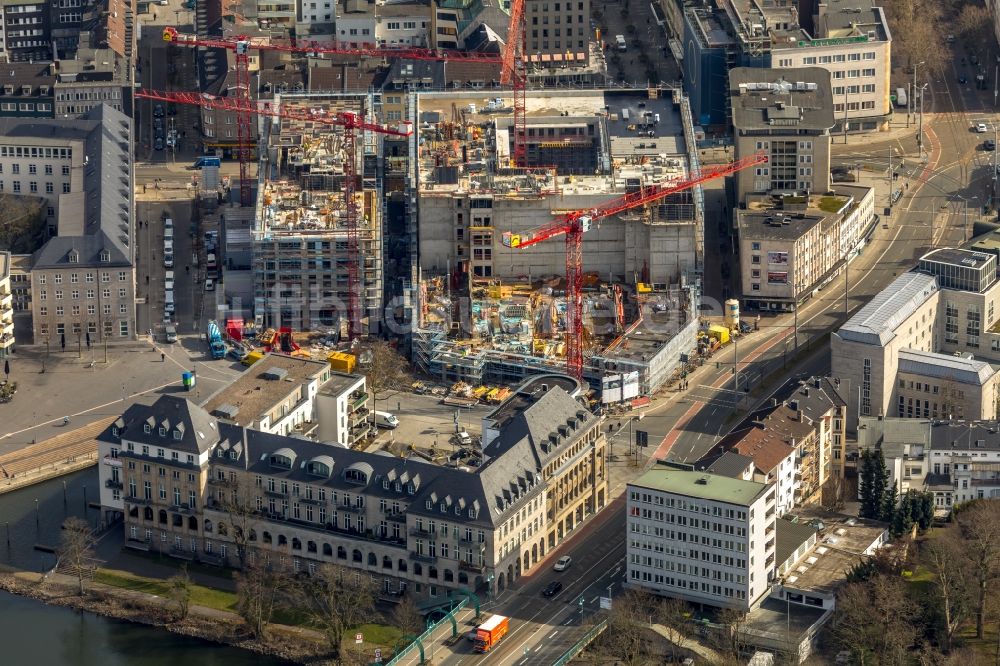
[164,227,174,241]
[615,34,627,51]
[894,87,907,108]
[164,217,174,229]
[165,290,175,313]
[165,270,174,291]
[374,411,399,429]
[164,325,178,343]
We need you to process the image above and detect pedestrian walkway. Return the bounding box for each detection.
[647,623,722,662]
[0,417,112,494]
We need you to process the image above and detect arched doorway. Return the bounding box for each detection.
[497,573,506,592]
[531,544,538,564]
[522,552,530,572]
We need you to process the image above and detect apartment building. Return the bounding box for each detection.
[314,371,371,447]
[0,251,13,356]
[336,0,375,47]
[730,67,834,200]
[98,375,607,599]
[737,186,875,311]
[833,248,1000,428]
[708,429,796,517]
[51,48,130,117]
[0,62,54,118]
[524,0,590,68]
[626,461,777,612]
[0,105,135,342]
[0,0,49,63]
[200,353,337,436]
[857,417,1000,514]
[374,1,431,47]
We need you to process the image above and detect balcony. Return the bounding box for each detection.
[264,488,287,498]
[300,496,323,505]
[459,560,485,573]
[409,526,433,538]
[410,551,437,564]
[207,477,233,487]
[105,479,123,490]
[350,392,369,410]
[385,512,407,523]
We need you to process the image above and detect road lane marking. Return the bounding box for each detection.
[547,630,559,639]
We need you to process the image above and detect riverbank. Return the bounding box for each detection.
[0,568,332,665]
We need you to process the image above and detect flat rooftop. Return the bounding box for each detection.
[739,192,858,241]
[318,371,364,397]
[730,67,835,132]
[779,508,888,596]
[920,247,993,268]
[200,353,330,425]
[631,462,771,507]
[686,7,736,48]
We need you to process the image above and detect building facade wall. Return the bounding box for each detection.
[735,134,831,199]
[525,0,590,67]
[30,265,136,343]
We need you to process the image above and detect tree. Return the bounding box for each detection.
[0,194,46,253]
[956,501,1000,639]
[391,594,425,638]
[859,448,889,520]
[217,477,257,569]
[880,475,898,523]
[594,588,653,666]
[58,516,96,596]
[831,573,918,663]
[716,608,752,663]
[655,597,691,663]
[891,490,913,537]
[293,563,377,659]
[954,4,994,56]
[234,554,286,639]
[167,565,193,621]
[881,0,948,77]
[360,340,408,402]
[922,532,972,652]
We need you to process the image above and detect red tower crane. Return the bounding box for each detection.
[500,0,527,167]
[501,151,769,380]
[136,88,412,339]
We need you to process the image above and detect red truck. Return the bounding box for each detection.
[474,614,510,653]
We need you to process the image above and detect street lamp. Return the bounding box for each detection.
[910,61,924,127]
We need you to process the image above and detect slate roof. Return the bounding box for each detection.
[703,451,754,478]
[8,105,134,269]
[98,395,220,455]
[837,272,938,346]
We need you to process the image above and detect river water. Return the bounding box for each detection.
[0,468,289,665]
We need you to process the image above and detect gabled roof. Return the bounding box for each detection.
[719,427,797,475]
[703,451,754,478]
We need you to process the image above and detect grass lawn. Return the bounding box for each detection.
[94,569,238,613]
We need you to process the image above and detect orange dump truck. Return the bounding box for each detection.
[474,614,509,653]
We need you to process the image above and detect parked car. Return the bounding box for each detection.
[553,556,572,572]
[958,75,968,84]
[542,581,563,597]
[154,137,164,150]
[977,122,989,133]
[153,103,165,117]
[986,139,996,151]
[205,278,215,291]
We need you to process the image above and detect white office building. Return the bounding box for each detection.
[626,462,777,612]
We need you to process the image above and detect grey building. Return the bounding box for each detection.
[730,66,834,201]
[0,105,137,343]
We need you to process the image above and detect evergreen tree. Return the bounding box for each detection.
[917,492,935,530]
[859,449,889,520]
[880,476,898,523]
[891,492,914,537]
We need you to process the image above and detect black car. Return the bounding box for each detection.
[986,139,996,151]
[542,581,563,597]
[959,75,968,84]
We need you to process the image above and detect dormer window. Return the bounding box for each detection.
[307,461,330,477]
[216,449,224,457]
[21,85,30,95]
[112,426,119,436]
[39,85,49,95]
[344,468,368,484]
[270,454,293,469]
[455,505,461,516]
[143,424,151,433]
[407,483,415,495]
[229,451,238,460]
[68,250,79,263]
[3,85,13,95]
[469,509,477,519]
[440,503,446,513]
[158,427,165,436]
[173,430,182,440]
[382,479,389,490]
[425,500,433,510]
[394,482,401,492]
[99,250,110,263]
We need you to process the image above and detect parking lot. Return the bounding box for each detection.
[365,392,494,454]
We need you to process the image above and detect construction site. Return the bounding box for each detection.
[410,88,748,397]
[250,92,395,333]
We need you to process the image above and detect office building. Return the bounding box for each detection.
[833,248,1000,427]
[0,251,12,356]
[626,461,776,612]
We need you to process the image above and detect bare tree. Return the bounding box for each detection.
[956,501,1000,639]
[293,563,378,660]
[715,607,753,663]
[654,596,691,663]
[922,531,971,651]
[590,588,654,666]
[831,573,918,664]
[167,565,193,621]
[58,516,97,596]
[360,339,409,401]
[954,4,994,55]
[216,476,257,569]
[0,194,45,253]
[881,0,948,76]
[234,553,286,639]
[391,594,425,638]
